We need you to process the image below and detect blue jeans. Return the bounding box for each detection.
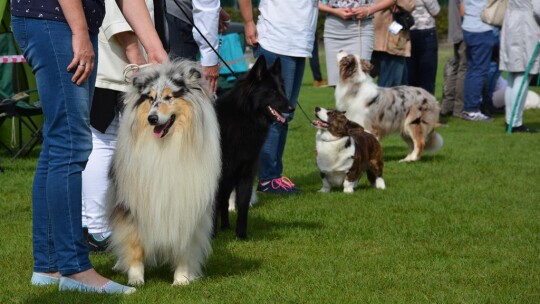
[11,17,97,275]
[253,45,305,181]
[463,29,496,112]
[407,28,438,94]
[373,51,408,87]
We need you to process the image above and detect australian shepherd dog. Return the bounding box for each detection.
[214,55,290,239]
[335,51,443,162]
[313,107,385,193]
[107,60,221,286]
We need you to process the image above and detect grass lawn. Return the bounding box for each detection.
[1,44,539,303]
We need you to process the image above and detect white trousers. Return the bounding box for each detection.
[82,116,119,234]
[505,72,531,127]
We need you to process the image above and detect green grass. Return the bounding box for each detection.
[1,45,540,303]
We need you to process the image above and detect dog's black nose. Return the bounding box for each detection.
[148,114,159,125]
[315,107,321,113]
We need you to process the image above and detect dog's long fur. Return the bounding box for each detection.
[314,107,385,193]
[107,60,221,286]
[335,51,443,162]
[214,56,290,239]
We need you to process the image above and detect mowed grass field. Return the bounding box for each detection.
[0,45,539,303]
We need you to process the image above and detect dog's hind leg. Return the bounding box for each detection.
[367,161,385,190]
[110,205,145,286]
[213,180,235,237]
[400,121,424,162]
[235,177,255,239]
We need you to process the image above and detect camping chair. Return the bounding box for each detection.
[0,89,43,160]
[217,22,249,93]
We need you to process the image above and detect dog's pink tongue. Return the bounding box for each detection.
[153,126,165,138]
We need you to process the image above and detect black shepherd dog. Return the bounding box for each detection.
[214,55,290,239]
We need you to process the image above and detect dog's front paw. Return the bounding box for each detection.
[375,177,386,190]
[127,265,145,286]
[172,276,191,286]
[318,187,330,193]
[343,187,354,193]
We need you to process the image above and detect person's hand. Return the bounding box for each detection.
[219,8,230,34]
[352,7,371,20]
[202,65,220,93]
[244,20,258,47]
[146,47,169,64]
[67,31,95,85]
[334,7,354,20]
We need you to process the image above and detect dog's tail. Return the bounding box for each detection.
[424,131,443,154]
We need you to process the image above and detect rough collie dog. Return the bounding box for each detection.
[313,107,385,193]
[107,60,221,286]
[214,55,290,239]
[335,51,443,162]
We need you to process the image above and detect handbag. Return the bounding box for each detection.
[393,5,415,30]
[480,0,508,27]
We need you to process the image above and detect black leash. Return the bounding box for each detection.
[172,0,238,79]
[172,1,314,126]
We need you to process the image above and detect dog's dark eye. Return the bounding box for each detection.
[142,94,154,102]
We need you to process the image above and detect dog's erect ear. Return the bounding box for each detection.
[271,57,282,75]
[249,55,268,81]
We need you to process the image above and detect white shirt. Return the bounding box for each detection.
[257,0,319,57]
[192,0,220,66]
[95,0,154,92]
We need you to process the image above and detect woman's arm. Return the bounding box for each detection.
[115,0,168,64]
[57,0,95,85]
[238,0,258,47]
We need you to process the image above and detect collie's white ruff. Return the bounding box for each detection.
[107,60,221,286]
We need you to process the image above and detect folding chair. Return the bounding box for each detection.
[0,90,43,160]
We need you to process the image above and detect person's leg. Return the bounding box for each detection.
[310,32,323,82]
[462,30,494,113]
[454,41,467,115]
[440,55,458,116]
[417,28,438,94]
[14,17,134,293]
[166,13,199,61]
[505,72,532,128]
[406,30,421,89]
[254,45,302,192]
[11,16,59,276]
[82,122,118,235]
[377,52,407,87]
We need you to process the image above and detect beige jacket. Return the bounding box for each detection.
[373,0,415,57]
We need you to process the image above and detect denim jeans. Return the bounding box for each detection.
[407,28,438,94]
[463,29,496,112]
[253,45,305,181]
[11,16,97,275]
[372,51,408,88]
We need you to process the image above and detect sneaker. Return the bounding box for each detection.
[82,227,110,252]
[312,79,328,87]
[257,176,302,194]
[461,111,494,122]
